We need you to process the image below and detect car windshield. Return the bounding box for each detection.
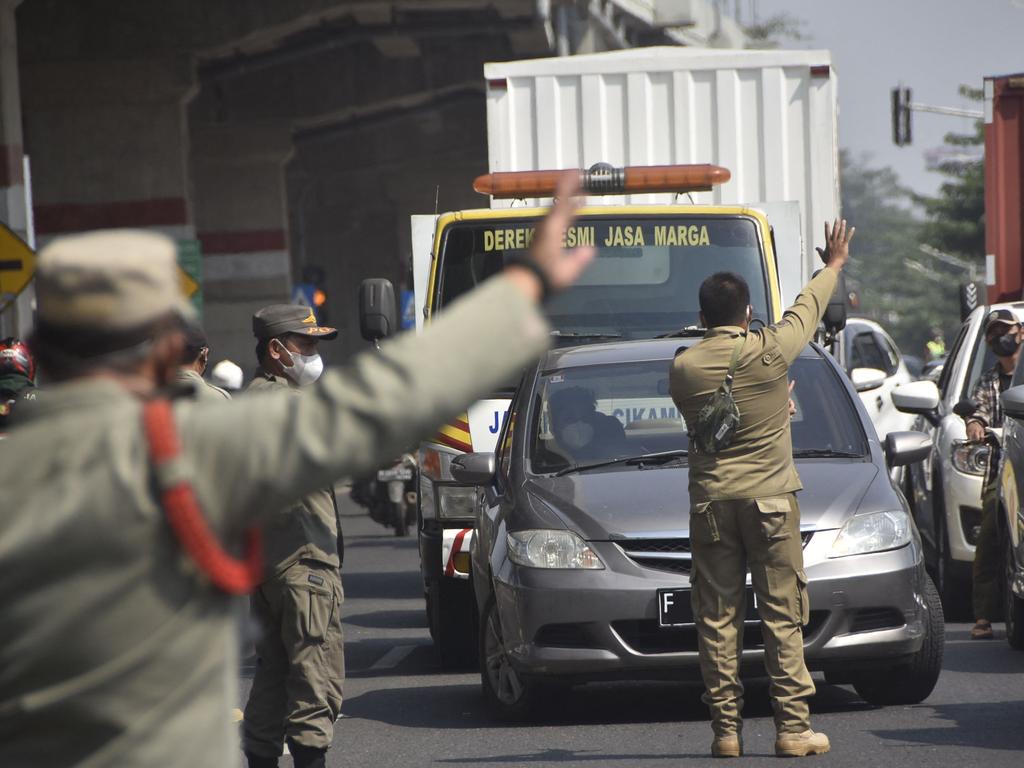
[437,215,770,340]
[529,356,869,475]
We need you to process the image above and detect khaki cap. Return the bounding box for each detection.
[35,229,195,331]
[252,304,337,340]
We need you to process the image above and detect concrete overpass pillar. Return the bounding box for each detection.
[189,119,294,371]
[0,0,30,336]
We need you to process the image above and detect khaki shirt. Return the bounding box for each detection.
[248,372,339,575]
[0,277,549,767]
[175,368,231,402]
[670,268,838,502]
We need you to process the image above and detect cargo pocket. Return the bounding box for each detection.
[755,497,791,542]
[690,501,720,544]
[796,569,810,627]
[288,568,336,644]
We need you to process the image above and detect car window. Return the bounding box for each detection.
[850,332,888,373]
[876,332,900,376]
[938,323,969,397]
[528,356,869,474]
[963,325,998,401]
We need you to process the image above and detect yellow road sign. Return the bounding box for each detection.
[178,265,200,298]
[0,223,35,309]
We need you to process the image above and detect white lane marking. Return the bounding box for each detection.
[369,644,416,670]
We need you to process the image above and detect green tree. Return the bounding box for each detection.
[744,13,806,49]
[841,150,948,358]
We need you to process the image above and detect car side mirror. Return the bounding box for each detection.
[952,398,978,419]
[358,279,398,342]
[851,367,887,392]
[884,431,933,468]
[823,270,848,335]
[450,452,496,486]
[892,380,940,414]
[1002,386,1024,421]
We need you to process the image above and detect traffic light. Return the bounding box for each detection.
[892,86,912,146]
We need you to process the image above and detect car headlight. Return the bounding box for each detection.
[829,509,912,558]
[437,485,477,519]
[951,441,990,476]
[507,530,604,569]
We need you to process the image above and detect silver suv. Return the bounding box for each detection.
[893,303,1024,619]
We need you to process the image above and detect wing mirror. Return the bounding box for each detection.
[952,398,978,420]
[358,279,399,343]
[893,380,941,428]
[850,367,887,393]
[450,452,496,486]
[884,431,933,468]
[1002,386,1024,421]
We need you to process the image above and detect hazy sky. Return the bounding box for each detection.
[757,0,1024,196]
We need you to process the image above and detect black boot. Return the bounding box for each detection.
[287,740,327,768]
[244,753,279,768]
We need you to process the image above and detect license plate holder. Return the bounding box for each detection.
[657,587,758,628]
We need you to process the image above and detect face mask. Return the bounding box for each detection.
[275,341,324,386]
[991,332,1020,358]
[559,420,595,449]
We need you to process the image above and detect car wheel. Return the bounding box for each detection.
[480,597,540,720]
[852,575,945,705]
[935,507,972,621]
[1004,536,1024,650]
[428,577,478,668]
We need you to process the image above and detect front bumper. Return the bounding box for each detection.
[492,531,927,680]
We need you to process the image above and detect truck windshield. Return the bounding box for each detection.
[529,356,868,475]
[437,215,770,340]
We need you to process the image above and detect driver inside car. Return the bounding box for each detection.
[548,386,627,461]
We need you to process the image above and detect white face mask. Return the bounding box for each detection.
[275,341,324,386]
[559,420,595,449]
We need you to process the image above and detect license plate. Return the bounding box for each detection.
[377,467,413,482]
[657,587,758,628]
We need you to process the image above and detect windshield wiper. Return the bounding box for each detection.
[657,326,707,339]
[550,330,624,340]
[554,449,688,477]
[792,449,863,458]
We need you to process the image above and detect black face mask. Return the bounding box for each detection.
[991,332,1020,358]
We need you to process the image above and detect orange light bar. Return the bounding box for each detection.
[473,163,731,199]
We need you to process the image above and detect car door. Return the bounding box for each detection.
[848,327,896,438]
[874,328,918,434]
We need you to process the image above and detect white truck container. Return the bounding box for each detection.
[483,47,840,304]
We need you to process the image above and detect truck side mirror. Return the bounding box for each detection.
[358,279,398,342]
[822,270,847,335]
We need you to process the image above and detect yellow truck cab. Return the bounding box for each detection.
[403,163,795,665]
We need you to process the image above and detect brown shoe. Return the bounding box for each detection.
[970,620,994,640]
[775,730,830,757]
[712,734,742,758]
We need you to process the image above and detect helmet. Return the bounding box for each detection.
[0,338,36,382]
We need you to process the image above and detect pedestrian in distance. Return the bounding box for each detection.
[670,219,854,758]
[0,180,594,768]
[962,308,1024,640]
[242,305,344,768]
[176,321,231,402]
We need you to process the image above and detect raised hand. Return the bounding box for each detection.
[815,219,855,271]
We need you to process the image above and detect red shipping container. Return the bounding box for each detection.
[986,73,1024,303]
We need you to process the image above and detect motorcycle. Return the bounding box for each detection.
[351,453,418,537]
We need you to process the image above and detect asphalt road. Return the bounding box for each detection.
[240,495,1024,767]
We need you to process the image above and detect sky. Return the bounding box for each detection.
[755,0,1024,196]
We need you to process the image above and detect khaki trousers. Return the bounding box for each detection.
[243,560,345,757]
[689,494,815,737]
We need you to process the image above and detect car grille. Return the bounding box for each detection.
[849,607,905,634]
[613,610,829,655]
[617,532,814,575]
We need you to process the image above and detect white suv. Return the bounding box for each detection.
[893,303,1024,619]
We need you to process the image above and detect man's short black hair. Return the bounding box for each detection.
[180,323,208,365]
[699,272,751,328]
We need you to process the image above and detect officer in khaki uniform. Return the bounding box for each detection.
[243,306,344,768]
[175,322,231,402]
[670,220,853,758]
[0,184,593,768]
